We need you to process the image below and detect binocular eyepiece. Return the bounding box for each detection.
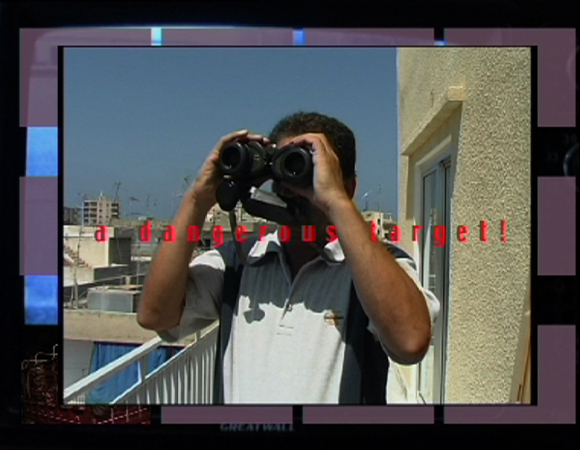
[217,139,314,211]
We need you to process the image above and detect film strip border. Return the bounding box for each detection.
[19,27,575,425]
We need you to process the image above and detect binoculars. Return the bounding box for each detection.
[216,139,314,212]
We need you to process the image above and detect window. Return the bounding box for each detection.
[417,157,451,404]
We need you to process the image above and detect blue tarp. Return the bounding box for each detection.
[87,342,179,404]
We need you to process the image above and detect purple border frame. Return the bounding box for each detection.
[161,406,293,424]
[20,177,58,275]
[537,177,576,275]
[162,28,294,46]
[445,29,576,127]
[18,26,575,426]
[21,28,151,127]
[303,28,435,46]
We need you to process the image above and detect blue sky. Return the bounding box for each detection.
[64,47,398,220]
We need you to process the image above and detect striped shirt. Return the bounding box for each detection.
[158,230,439,403]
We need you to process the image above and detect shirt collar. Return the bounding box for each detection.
[246,229,345,265]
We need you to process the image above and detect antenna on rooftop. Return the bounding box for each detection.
[128,196,139,219]
[110,182,121,226]
[362,189,373,212]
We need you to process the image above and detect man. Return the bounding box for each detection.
[137,112,439,404]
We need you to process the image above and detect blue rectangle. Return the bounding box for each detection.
[26,127,58,176]
[294,29,305,46]
[25,275,59,325]
[151,28,163,46]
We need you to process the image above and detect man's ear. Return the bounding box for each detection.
[345,177,357,199]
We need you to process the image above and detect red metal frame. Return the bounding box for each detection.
[22,355,151,425]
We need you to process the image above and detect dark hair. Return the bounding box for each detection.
[269,111,356,179]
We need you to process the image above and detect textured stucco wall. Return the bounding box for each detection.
[63,339,94,388]
[397,48,531,403]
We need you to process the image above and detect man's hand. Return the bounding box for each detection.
[280,133,350,216]
[189,130,271,214]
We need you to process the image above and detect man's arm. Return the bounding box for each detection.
[281,132,432,365]
[137,130,271,332]
[136,192,206,331]
[328,198,431,364]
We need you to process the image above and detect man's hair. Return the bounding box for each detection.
[269,111,357,179]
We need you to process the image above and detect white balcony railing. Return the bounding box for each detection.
[64,321,219,405]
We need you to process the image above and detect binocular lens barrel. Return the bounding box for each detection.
[220,143,246,175]
[221,147,241,169]
[283,152,308,176]
[272,147,313,186]
[217,140,314,210]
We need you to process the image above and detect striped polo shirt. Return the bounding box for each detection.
[158,230,439,404]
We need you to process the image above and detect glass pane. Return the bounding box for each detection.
[420,171,436,287]
[418,160,451,403]
[418,171,437,402]
[438,163,452,400]
[431,161,451,403]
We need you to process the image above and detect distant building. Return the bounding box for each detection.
[109,217,171,228]
[206,203,270,226]
[63,225,133,288]
[64,207,81,225]
[361,210,396,241]
[83,192,120,226]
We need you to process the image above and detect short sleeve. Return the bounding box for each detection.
[157,242,236,343]
[366,245,440,357]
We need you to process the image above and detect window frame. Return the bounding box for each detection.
[412,133,454,404]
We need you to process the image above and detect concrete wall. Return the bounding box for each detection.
[109,238,132,265]
[397,47,531,403]
[63,339,94,388]
[63,266,131,290]
[64,226,109,268]
[63,274,147,305]
[63,309,195,345]
[129,261,151,275]
[93,265,130,281]
[64,266,94,286]
[64,225,132,267]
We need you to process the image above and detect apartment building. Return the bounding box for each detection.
[83,193,121,226]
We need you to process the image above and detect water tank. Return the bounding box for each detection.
[86,286,141,313]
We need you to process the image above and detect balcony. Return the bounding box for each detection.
[64,321,218,405]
